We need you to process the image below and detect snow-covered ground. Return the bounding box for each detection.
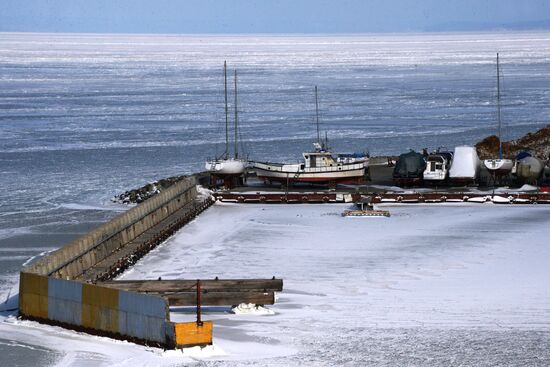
[2,202,550,366]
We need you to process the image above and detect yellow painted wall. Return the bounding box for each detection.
[81,283,119,332]
[19,272,48,319]
[175,321,213,347]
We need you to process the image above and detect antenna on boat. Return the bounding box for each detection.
[224,61,229,159]
[315,86,321,147]
[496,53,502,159]
[234,69,239,159]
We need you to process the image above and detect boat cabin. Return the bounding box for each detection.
[424,151,453,181]
[303,151,339,169]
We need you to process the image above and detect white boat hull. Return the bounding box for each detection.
[205,159,246,175]
[423,170,447,181]
[484,159,514,174]
[253,162,365,184]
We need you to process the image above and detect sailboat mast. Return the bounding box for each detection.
[496,53,502,159]
[315,86,320,145]
[224,61,229,159]
[234,69,239,159]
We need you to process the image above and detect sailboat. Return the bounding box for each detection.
[483,53,514,175]
[251,86,369,186]
[205,62,246,176]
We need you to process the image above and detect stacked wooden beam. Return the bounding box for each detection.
[99,278,283,306]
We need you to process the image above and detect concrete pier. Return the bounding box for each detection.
[19,177,214,348]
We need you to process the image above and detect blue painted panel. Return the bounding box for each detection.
[48,278,81,302]
[119,311,166,342]
[118,290,167,318]
[48,298,81,325]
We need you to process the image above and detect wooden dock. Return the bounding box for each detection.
[213,191,550,204]
[100,278,283,306]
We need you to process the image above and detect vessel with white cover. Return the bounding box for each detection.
[449,145,481,185]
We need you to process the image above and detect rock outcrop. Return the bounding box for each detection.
[475,125,550,160]
[113,172,211,205]
[112,175,187,204]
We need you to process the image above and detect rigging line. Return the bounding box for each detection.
[496,53,502,159]
[224,60,229,159]
[315,85,320,145]
[234,69,239,159]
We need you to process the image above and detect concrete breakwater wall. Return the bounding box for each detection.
[19,177,213,348]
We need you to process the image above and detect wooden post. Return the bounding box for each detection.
[196,279,203,326]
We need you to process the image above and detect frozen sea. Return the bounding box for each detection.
[1,31,550,365]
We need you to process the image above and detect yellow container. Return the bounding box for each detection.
[175,321,213,347]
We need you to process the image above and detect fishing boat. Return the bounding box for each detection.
[423,148,453,183]
[483,53,514,175]
[251,87,368,186]
[205,62,246,177]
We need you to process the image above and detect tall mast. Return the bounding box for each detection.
[224,61,229,159]
[496,53,502,159]
[234,69,239,159]
[315,86,320,145]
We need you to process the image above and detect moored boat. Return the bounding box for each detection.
[392,150,426,186]
[484,158,514,175]
[206,62,246,179]
[449,145,480,185]
[423,148,453,183]
[515,152,545,184]
[253,148,368,185]
[483,53,514,176]
[206,158,246,175]
[251,87,368,186]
